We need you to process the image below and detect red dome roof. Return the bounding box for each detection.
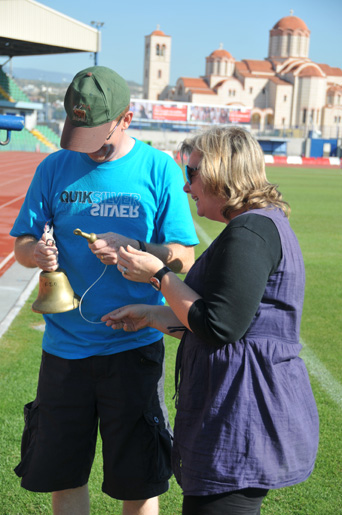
[151,29,166,36]
[208,49,234,60]
[273,15,309,32]
[298,65,324,77]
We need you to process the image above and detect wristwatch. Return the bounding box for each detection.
[149,266,171,291]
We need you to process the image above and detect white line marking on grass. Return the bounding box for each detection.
[194,221,213,246]
[300,340,342,409]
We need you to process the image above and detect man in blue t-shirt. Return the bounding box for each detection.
[10,66,198,515]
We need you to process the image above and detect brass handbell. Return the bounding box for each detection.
[32,269,81,314]
[32,228,97,314]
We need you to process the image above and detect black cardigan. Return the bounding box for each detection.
[188,213,282,345]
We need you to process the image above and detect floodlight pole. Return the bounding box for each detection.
[90,21,104,66]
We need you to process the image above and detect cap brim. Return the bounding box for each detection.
[60,116,112,153]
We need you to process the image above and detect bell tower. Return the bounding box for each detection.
[143,26,171,100]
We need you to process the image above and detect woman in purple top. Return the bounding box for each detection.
[102,127,319,515]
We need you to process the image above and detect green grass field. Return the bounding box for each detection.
[0,166,341,514]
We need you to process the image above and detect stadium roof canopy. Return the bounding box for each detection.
[0,0,99,58]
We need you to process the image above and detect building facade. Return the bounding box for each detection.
[144,14,342,138]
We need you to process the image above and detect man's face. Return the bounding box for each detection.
[87,116,123,163]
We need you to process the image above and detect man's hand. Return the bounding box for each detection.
[102,304,153,332]
[89,232,138,265]
[33,233,59,271]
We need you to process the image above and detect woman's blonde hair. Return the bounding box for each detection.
[180,126,290,219]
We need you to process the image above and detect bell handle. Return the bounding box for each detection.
[74,228,97,243]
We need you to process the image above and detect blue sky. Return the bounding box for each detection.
[5,0,342,84]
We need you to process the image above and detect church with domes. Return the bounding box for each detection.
[143,13,342,138]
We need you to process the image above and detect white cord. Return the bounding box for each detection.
[79,265,108,324]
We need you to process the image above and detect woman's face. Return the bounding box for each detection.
[183,150,226,223]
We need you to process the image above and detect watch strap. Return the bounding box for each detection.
[138,240,147,252]
[153,266,171,282]
[149,266,171,290]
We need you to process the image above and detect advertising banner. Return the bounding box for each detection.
[130,101,188,121]
[130,101,153,119]
[189,105,230,124]
[229,110,251,123]
[130,99,251,125]
[153,104,188,121]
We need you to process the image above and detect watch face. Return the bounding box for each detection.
[149,276,161,291]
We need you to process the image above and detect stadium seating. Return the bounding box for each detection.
[0,69,61,152]
[0,68,30,102]
[30,127,59,152]
[0,127,52,153]
[36,125,61,147]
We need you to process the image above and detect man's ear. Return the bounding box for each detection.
[121,111,133,129]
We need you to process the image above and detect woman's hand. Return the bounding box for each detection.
[116,245,164,282]
[102,304,153,332]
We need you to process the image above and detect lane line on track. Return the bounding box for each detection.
[0,174,35,188]
[0,193,26,210]
[0,251,14,270]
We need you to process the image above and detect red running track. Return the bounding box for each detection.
[0,151,48,277]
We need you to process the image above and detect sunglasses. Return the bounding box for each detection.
[185,165,199,185]
[106,116,123,141]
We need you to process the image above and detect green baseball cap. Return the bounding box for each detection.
[60,66,130,153]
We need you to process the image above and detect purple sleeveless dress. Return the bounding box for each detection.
[172,208,319,496]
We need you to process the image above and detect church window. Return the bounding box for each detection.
[161,45,166,56]
[284,95,287,102]
[158,70,162,78]
[302,109,307,124]
[156,44,160,56]
[249,87,253,94]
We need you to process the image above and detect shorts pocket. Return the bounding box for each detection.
[14,401,39,478]
[142,411,172,482]
[135,339,164,368]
